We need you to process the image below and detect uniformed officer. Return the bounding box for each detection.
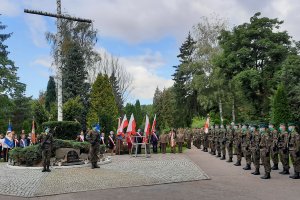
[215,124,221,157]
[278,123,290,175]
[288,123,300,179]
[220,124,227,160]
[86,128,101,169]
[259,123,272,179]
[40,127,54,172]
[177,129,185,153]
[234,123,243,166]
[159,131,168,154]
[242,124,252,170]
[226,124,234,162]
[250,124,261,175]
[269,122,279,170]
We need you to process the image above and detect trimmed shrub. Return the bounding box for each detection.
[9,139,105,166]
[42,121,81,140]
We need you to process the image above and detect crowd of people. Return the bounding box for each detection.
[0,130,39,162]
[192,122,300,180]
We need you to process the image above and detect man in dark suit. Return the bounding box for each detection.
[151,131,159,153]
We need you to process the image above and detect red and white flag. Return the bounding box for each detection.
[126,114,136,136]
[204,115,210,133]
[118,114,128,135]
[151,114,156,134]
[31,119,36,144]
[143,115,151,143]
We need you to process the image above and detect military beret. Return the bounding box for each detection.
[280,123,286,126]
[252,124,258,129]
[259,123,268,128]
[288,122,296,126]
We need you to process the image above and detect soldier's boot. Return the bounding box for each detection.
[260,173,271,179]
[252,168,260,175]
[289,171,300,179]
[234,160,241,166]
[220,155,226,160]
[94,162,100,168]
[271,163,279,170]
[243,164,251,170]
[46,165,51,172]
[226,157,233,162]
[91,163,95,169]
[279,167,290,175]
[42,165,47,172]
[217,153,221,157]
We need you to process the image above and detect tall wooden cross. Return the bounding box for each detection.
[24,0,92,121]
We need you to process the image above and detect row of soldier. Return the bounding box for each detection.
[192,122,300,179]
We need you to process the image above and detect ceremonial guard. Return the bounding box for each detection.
[288,123,300,179]
[159,131,168,154]
[220,125,227,160]
[241,124,252,170]
[269,123,279,170]
[209,125,216,155]
[214,125,221,157]
[226,124,234,162]
[86,128,100,169]
[234,124,243,166]
[185,129,192,149]
[278,123,290,175]
[169,129,176,153]
[250,124,261,175]
[259,124,272,179]
[177,129,185,153]
[203,128,209,152]
[39,128,54,172]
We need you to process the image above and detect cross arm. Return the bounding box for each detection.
[24,9,92,23]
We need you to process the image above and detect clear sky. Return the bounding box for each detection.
[1,0,299,104]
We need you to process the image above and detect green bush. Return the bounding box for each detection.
[9,139,96,166]
[42,121,81,140]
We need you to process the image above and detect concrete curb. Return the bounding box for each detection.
[6,158,112,170]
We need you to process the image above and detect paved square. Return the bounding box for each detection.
[0,154,209,197]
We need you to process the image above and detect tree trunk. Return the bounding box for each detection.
[232,98,236,123]
[219,97,223,125]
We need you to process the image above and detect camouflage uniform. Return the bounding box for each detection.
[234,126,243,166]
[209,127,216,155]
[242,126,252,170]
[177,130,185,153]
[226,125,234,162]
[259,126,272,179]
[288,125,300,179]
[220,125,227,160]
[159,133,168,154]
[278,125,290,174]
[250,128,261,175]
[203,128,209,152]
[39,129,54,172]
[185,129,192,149]
[215,126,221,157]
[270,126,279,170]
[86,130,101,169]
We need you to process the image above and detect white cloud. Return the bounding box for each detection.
[24,14,48,47]
[31,55,52,69]
[0,0,21,16]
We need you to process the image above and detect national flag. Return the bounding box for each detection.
[143,115,151,143]
[31,119,37,144]
[126,114,136,136]
[7,120,12,132]
[204,115,210,133]
[151,114,157,134]
[118,114,128,135]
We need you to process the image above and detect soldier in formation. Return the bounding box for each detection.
[39,127,54,172]
[86,128,101,169]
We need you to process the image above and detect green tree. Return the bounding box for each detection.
[110,72,123,114]
[63,96,84,122]
[135,100,143,128]
[32,100,48,132]
[218,12,292,118]
[45,76,56,112]
[271,84,290,126]
[277,55,300,121]
[87,74,118,133]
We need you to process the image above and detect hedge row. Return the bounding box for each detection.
[42,121,81,140]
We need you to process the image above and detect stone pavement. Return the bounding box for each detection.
[1,147,300,200]
[0,153,208,198]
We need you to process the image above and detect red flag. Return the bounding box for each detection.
[118,114,128,136]
[126,114,136,136]
[31,119,36,144]
[204,115,210,133]
[151,114,156,134]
